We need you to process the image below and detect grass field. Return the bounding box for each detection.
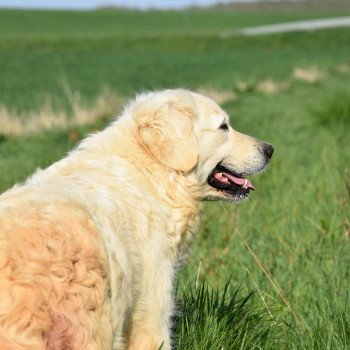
[0,8,350,349]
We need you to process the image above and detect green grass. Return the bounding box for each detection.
[174,280,280,349]
[0,8,350,349]
[0,9,349,111]
[0,9,344,37]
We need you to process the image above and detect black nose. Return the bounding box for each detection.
[263,143,274,159]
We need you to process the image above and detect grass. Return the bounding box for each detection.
[0,8,350,349]
[174,280,280,349]
[0,9,350,111]
[0,9,344,36]
[0,87,124,136]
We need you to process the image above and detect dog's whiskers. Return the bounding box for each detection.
[247,194,254,205]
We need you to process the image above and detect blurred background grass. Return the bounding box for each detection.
[0,2,350,349]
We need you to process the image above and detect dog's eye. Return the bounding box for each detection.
[219,123,229,131]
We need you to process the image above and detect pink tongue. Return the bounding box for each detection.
[223,172,255,190]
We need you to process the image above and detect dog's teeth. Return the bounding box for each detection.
[214,172,230,184]
[243,179,248,189]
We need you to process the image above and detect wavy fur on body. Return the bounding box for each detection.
[0,89,272,349]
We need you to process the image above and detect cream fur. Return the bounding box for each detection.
[0,89,271,349]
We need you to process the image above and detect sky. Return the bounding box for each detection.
[0,0,258,10]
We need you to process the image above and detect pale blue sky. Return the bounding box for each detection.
[0,0,257,10]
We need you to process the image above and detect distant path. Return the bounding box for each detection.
[220,16,350,37]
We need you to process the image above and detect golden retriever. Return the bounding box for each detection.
[0,89,273,350]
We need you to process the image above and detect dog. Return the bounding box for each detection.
[0,89,273,350]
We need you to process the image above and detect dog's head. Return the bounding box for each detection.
[130,89,273,202]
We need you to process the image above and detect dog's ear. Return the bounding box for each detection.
[135,91,199,173]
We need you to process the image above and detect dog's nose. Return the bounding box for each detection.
[263,143,274,159]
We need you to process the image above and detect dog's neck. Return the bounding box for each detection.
[73,120,203,260]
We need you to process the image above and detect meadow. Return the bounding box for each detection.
[0,8,350,349]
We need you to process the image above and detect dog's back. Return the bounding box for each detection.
[0,181,113,349]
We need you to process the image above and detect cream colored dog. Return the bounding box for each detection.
[0,89,273,350]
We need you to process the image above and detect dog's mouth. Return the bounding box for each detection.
[207,163,254,199]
